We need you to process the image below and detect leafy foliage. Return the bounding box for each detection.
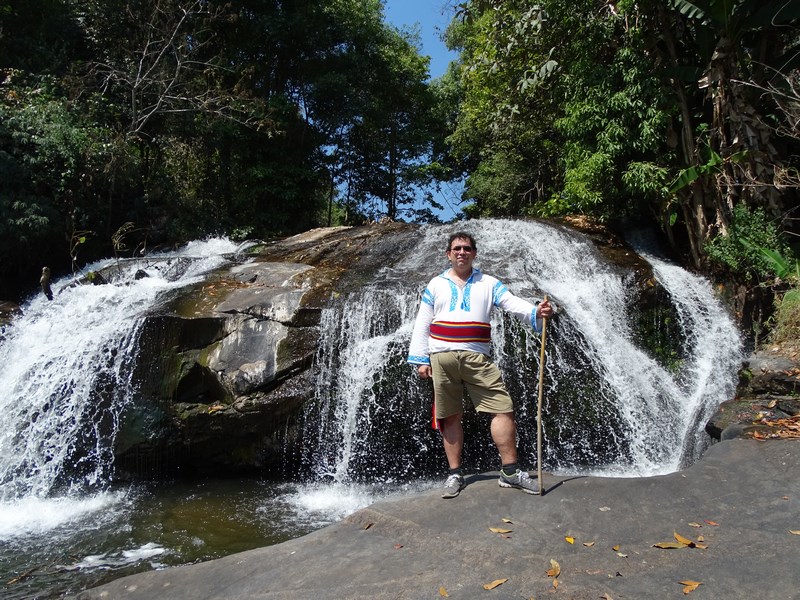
[0,0,447,298]
[704,204,789,279]
[770,287,800,346]
[2,0,798,301]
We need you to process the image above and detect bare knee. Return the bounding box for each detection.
[440,413,463,429]
[492,412,515,425]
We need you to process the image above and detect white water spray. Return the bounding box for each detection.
[0,238,244,537]
[305,220,744,479]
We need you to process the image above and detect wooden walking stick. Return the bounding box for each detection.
[536,295,549,495]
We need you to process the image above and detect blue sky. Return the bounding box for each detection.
[384,1,458,80]
[384,1,462,220]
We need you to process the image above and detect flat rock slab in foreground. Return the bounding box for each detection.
[76,440,799,599]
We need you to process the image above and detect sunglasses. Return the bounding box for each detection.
[449,245,474,252]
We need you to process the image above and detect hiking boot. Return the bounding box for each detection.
[498,469,540,495]
[441,473,466,498]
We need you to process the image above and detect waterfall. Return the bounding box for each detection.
[0,220,744,512]
[302,219,744,480]
[0,221,745,599]
[636,246,744,468]
[0,239,245,534]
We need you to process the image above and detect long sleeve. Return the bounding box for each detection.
[494,283,543,333]
[407,286,435,365]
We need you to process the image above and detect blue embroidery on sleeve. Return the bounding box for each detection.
[493,282,508,306]
[407,355,431,365]
[422,288,434,306]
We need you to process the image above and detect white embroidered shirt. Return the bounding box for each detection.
[407,268,542,365]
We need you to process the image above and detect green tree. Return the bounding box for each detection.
[662,0,800,268]
[0,0,453,298]
[444,0,799,273]
[447,1,669,219]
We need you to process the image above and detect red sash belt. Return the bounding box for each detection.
[430,320,491,343]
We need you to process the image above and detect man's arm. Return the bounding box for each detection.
[494,281,555,332]
[408,286,435,366]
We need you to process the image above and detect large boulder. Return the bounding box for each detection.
[114,223,418,478]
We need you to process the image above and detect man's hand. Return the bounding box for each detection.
[418,365,432,379]
[537,299,555,319]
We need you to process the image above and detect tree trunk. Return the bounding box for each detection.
[387,122,398,220]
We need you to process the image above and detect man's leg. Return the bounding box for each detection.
[490,412,518,465]
[493,412,539,494]
[440,412,464,469]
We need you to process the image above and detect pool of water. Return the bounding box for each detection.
[0,478,433,599]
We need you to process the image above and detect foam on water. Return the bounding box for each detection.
[0,491,125,539]
[274,481,436,529]
[73,542,169,571]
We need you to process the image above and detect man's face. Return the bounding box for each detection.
[447,237,476,270]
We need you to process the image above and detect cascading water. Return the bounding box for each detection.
[301,287,432,484]
[0,220,745,599]
[301,219,744,481]
[634,244,744,468]
[0,238,246,528]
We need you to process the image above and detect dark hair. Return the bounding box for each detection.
[447,231,477,252]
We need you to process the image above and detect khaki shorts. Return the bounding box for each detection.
[430,351,514,419]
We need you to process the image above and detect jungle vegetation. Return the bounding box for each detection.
[1,0,798,338]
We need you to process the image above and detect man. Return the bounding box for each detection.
[407,231,554,498]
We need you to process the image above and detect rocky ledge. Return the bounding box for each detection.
[707,343,800,441]
[74,438,800,600]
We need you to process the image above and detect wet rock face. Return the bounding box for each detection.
[116,223,420,478]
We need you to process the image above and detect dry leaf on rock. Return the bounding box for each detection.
[546,558,561,578]
[502,518,513,523]
[704,519,719,526]
[790,530,800,535]
[612,544,620,551]
[654,531,707,550]
[583,541,595,547]
[653,541,688,549]
[438,586,449,597]
[489,527,512,534]
[688,522,702,528]
[749,415,800,439]
[565,536,575,544]
[680,580,702,594]
[482,578,508,590]
[678,531,707,549]
[363,523,374,530]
